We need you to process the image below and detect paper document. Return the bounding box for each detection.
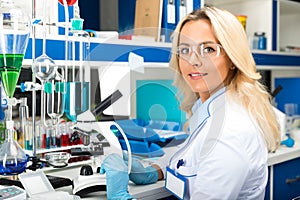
[154,129,187,139]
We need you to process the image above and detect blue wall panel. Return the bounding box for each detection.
[274,77,300,113]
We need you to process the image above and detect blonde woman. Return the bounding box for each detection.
[100,6,281,200]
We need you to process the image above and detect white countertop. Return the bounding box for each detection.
[268,140,300,166]
[48,166,170,200]
[16,140,300,200]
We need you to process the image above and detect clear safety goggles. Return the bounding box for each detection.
[176,42,224,61]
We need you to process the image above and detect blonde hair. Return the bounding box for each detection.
[169,6,280,152]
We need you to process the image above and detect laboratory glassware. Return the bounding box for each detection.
[65,29,90,122]
[32,0,57,127]
[45,68,66,147]
[58,0,77,6]
[0,0,30,175]
[19,97,29,148]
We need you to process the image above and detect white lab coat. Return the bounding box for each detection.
[156,88,268,200]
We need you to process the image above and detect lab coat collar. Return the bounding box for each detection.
[189,87,226,133]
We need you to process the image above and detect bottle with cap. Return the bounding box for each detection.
[253,32,267,50]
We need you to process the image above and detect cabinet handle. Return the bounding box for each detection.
[286,176,300,184]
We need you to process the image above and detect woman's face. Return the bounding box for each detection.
[178,19,233,102]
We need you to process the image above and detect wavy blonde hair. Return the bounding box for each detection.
[169,6,280,152]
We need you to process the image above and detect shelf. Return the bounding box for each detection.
[25,36,171,63]
[205,0,273,51]
[279,0,300,15]
[279,0,300,51]
[253,50,300,68]
[24,36,300,68]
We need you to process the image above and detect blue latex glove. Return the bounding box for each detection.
[124,153,158,185]
[100,154,135,200]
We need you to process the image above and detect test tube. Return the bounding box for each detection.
[60,123,69,147]
[24,122,32,150]
[19,98,29,148]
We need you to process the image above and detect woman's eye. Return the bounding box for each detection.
[180,47,190,54]
[203,46,215,54]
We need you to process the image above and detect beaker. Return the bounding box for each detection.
[284,103,298,135]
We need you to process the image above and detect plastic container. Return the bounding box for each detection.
[236,15,247,30]
[253,32,267,50]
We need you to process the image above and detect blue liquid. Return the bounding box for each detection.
[65,82,90,122]
[25,140,32,150]
[0,159,27,175]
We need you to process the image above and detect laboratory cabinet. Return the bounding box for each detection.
[265,157,300,200]
[204,0,300,52]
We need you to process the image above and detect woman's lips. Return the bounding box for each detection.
[188,72,208,80]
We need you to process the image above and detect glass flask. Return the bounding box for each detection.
[0,129,28,175]
[0,0,30,175]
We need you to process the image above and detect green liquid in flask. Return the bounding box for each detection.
[0,54,24,98]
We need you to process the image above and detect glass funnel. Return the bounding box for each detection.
[0,0,30,98]
[0,0,30,175]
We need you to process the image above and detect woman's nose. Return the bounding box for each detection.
[188,51,202,67]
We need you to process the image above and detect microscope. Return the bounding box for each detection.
[71,90,132,197]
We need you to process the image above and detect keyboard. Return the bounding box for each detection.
[0,175,72,189]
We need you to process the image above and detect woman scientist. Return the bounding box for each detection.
[100,6,281,200]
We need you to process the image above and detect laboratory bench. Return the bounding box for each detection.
[49,166,170,200]
[0,139,299,199]
[266,138,300,200]
[38,140,300,200]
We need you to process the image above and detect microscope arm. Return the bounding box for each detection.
[75,120,132,173]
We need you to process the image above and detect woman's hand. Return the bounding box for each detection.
[123,153,161,185]
[100,154,135,200]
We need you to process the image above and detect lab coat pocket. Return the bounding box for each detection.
[177,165,198,177]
